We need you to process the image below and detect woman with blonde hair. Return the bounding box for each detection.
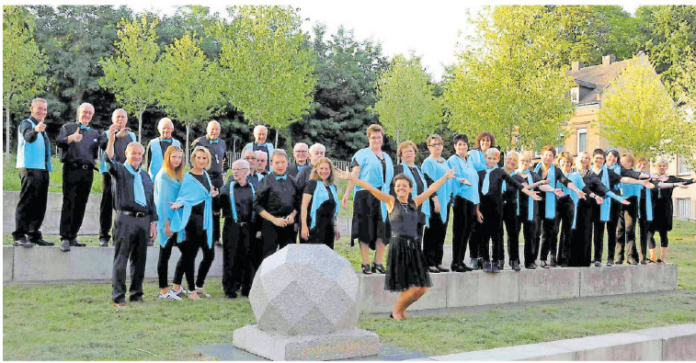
[300,157,341,248]
[154,145,186,300]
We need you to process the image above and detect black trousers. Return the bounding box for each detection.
[60,165,94,240]
[556,196,574,266]
[259,219,295,264]
[222,220,254,296]
[99,173,114,240]
[451,196,477,267]
[537,199,560,262]
[478,211,504,261]
[13,168,49,241]
[423,210,449,267]
[210,173,224,243]
[591,199,621,262]
[111,214,149,303]
[570,199,593,267]
[157,233,184,289]
[520,217,538,265]
[616,196,639,263]
[172,213,216,291]
[648,228,669,249]
[638,199,651,259]
[502,201,520,262]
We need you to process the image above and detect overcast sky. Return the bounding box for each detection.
[12,0,673,81]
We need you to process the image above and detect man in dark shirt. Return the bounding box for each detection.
[56,102,105,251]
[253,150,300,266]
[287,142,309,179]
[99,109,138,247]
[254,151,269,177]
[191,120,227,247]
[220,159,256,298]
[243,150,263,188]
[13,98,53,248]
[104,124,157,307]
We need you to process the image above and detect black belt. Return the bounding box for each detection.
[70,163,93,170]
[116,210,147,218]
[238,221,251,228]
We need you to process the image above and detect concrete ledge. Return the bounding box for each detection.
[579,265,632,297]
[8,245,224,283]
[518,267,580,302]
[358,272,447,313]
[4,245,14,282]
[431,324,696,361]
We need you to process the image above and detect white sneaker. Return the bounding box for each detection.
[159,290,182,301]
[171,286,186,296]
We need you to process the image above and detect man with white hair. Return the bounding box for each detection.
[220,159,256,298]
[145,117,181,179]
[287,142,309,179]
[105,126,157,308]
[192,120,227,246]
[13,98,53,248]
[56,102,105,251]
[254,150,269,176]
[243,150,263,188]
[244,125,274,172]
[98,108,137,248]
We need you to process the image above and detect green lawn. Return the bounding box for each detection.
[4,155,104,194]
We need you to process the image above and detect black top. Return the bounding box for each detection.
[220,177,255,224]
[190,172,210,216]
[247,173,262,189]
[303,179,337,224]
[501,170,521,203]
[579,169,608,198]
[19,117,51,168]
[105,158,157,221]
[192,136,227,175]
[99,131,133,164]
[477,168,524,216]
[287,162,309,179]
[250,143,271,172]
[595,165,643,192]
[295,165,314,193]
[253,172,300,217]
[389,200,420,238]
[145,138,173,170]
[514,171,543,214]
[56,122,104,166]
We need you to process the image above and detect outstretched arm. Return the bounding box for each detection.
[414,168,456,207]
[336,167,395,208]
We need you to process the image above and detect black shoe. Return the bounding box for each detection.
[498,260,505,271]
[629,260,638,265]
[372,263,386,274]
[362,264,373,275]
[454,264,469,273]
[525,262,536,269]
[469,259,480,271]
[60,239,71,252]
[616,258,624,265]
[99,239,109,247]
[226,291,238,299]
[129,296,144,303]
[550,255,557,267]
[13,237,35,248]
[241,287,250,297]
[31,239,54,247]
[69,239,85,247]
[482,261,492,273]
[428,266,441,273]
[594,261,602,267]
[491,261,500,273]
[147,240,154,247]
[640,259,647,265]
[607,259,614,266]
[437,265,450,272]
[512,260,521,272]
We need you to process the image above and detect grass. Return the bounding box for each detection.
[4,154,104,194]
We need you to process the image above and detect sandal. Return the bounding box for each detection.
[372,263,387,274]
[361,264,373,275]
[195,287,211,298]
[656,259,665,265]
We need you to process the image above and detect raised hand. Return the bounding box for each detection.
[445,168,456,179]
[34,121,47,133]
[70,126,83,143]
[116,127,131,138]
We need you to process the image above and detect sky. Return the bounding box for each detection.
[8,0,676,81]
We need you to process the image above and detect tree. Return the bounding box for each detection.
[100,14,161,142]
[157,33,222,161]
[3,6,47,163]
[210,5,317,147]
[290,24,389,160]
[444,6,576,151]
[597,55,683,160]
[371,54,441,149]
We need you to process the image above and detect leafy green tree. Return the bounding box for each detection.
[290,24,390,160]
[372,54,441,149]
[153,6,221,58]
[157,33,222,161]
[99,14,161,142]
[210,5,317,147]
[444,6,576,151]
[597,56,683,160]
[29,5,133,126]
[3,6,47,163]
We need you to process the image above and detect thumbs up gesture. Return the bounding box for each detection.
[69,126,83,143]
[34,121,46,133]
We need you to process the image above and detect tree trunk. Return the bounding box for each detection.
[6,104,11,164]
[138,110,144,143]
[185,125,190,164]
[275,129,279,149]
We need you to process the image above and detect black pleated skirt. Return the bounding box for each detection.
[385,235,432,292]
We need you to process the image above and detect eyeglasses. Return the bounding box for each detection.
[244,156,256,160]
[232,168,249,172]
[428,143,443,147]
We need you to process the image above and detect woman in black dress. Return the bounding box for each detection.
[300,157,340,249]
[338,167,455,320]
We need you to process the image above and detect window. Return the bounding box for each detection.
[676,199,693,220]
[677,157,691,176]
[577,129,587,154]
[570,87,580,104]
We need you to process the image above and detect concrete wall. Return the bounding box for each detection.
[428,323,696,361]
[357,264,678,314]
[3,191,354,237]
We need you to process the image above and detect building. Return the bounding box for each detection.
[564,53,696,221]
